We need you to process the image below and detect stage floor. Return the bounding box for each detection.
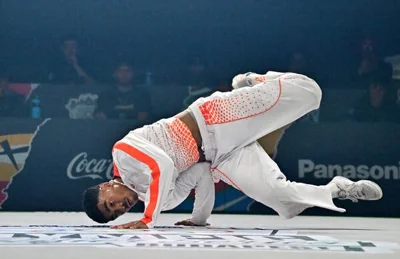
[0,212,399,259]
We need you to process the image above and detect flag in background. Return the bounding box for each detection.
[7,83,40,101]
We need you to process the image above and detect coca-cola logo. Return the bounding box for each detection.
[67,152,113,180]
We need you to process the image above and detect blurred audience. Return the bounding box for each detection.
[48,35,95,85]
[0,74,26,117]
[185,57,208,87]
[183,80,231,108]
[288,52,308,75]
[350,70,399,123]
[182,57,214,107]
[2,32,400,124]
[95,62,151,123]
[357,37,392,88]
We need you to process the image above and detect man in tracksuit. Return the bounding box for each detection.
[83,71,383,229]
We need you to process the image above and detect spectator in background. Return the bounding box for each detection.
[182,57,214,107]
[350,70,399,123]
[95,62,151,123]
[48,35,95,85]
[288,52,308,75]
[186,57,207,86]
[0,74,26,117]
[357,37,392,87]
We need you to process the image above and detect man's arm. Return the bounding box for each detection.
[111,138,176,229]
[140,155,175,228]
[162,163,215,226]
[70,56,96,85]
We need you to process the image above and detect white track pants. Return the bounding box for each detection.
[214,142,345,218]
[189,72,345,218]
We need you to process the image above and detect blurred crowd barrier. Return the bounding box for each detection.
[5,83,378,123]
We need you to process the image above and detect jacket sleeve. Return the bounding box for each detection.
[140,153,175,228]
[112,136,175,229]
[163,162,215,225]
[190,163,215,225]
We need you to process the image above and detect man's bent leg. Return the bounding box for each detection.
[212,143,345,219]
[189,72,321,162]
[256,124,291,159]
[232,72,292,159]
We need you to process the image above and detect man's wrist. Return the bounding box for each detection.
[140,218,150,227]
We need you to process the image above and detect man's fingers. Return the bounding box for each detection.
[111,223,133,229]
[175,220,202,226]
[175,220,188,226]
[111,220,148,229]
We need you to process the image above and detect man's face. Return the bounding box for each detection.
[361,38,375,56]
[61,40,79,59]
[97,181,138,221]
[114,65,134,85]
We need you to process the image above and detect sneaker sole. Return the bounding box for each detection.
[357,180,383,200]
[332,176,383,201]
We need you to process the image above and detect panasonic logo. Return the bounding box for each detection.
[298,159,400,180]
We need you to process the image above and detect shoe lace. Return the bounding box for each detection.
[338,184,365,203]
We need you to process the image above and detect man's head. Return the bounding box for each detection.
[60,35,79,61]
[82,180,138,223]
[113,62,134,87]
[360,37,377,58]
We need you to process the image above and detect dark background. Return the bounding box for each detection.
[2,0,400,84]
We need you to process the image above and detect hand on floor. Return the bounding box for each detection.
[175,219,210,227]
[111,220,149,229]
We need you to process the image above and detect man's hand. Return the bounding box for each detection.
[68,55,95,84]
[111,220,149,229]
[175,219,210,227]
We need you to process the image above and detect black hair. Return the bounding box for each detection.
[82,185,110,224]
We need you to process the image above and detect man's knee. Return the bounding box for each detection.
[283,73,322,109]
[257,124,291,157]
[305,76,322,107]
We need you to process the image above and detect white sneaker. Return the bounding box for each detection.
[231,72,266,89]
[330,176,383,202]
